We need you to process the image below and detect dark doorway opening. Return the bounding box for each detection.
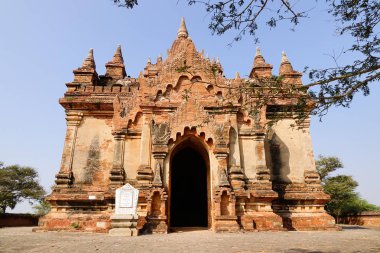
[170,146,208,227]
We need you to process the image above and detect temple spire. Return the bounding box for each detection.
[105,45,126,81]
[253,47,266,67]
[177,17,189,38]
[112,44,124,64]
[70,48,98,87]
[255,47,263,57]
[249,47,272,78]
[279,51,303,86]
[279,51,294,74]
[82,48,96,69]
[281,51,289,64]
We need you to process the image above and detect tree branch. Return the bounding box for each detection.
[304,64,380,88]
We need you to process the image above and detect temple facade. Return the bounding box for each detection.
[40,18,336,233]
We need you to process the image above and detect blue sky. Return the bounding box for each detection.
[0,0,379,212]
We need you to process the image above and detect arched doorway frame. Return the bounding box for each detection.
[167,134,212,229]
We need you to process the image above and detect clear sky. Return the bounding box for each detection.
[0,0,379,213]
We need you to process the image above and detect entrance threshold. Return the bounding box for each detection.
[170,227,209,233]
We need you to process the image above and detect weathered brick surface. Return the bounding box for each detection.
[42,18,336,233]
[339,212,380,227]
[0,214,39,227]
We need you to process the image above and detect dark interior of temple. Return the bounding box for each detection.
[170,147,208,227]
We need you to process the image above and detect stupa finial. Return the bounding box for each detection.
[255,47,262,57]
[177,17,189,38]
[281,51,289,63]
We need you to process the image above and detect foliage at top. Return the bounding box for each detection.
[0,162,46,213]
[113,0,380,120]
[316,155,379,219]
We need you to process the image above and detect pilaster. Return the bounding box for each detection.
[151,122,171,188]
[252,130,271,184]
[109,133,126,188]
[228,113,245,190]
[214,152,230,187]
[137,112,153,187]
[297,116,319,181]
[55,111,83,187]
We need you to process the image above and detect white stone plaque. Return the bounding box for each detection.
[115,183,139,215]
[119,191,133,208]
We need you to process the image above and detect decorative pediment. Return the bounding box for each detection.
[169,98,210,133]
[112,94,140,133]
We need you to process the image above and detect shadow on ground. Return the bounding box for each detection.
[340,224,368,230]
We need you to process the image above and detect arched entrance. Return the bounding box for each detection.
[169,137,209,228]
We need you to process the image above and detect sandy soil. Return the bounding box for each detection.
[0,226,379,253]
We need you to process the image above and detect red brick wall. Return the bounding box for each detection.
[0,213,39,227]
[339,212,380,227]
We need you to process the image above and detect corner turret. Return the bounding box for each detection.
[69,48,99,90]
[249,47,273,78]
[105,45,127,81]
[279,51,302,86]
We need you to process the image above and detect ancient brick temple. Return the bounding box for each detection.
[40,18,336,233]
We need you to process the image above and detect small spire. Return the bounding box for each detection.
[281,51,289,63]
[279,51,294,74]
[253,46,266,67]
[235,72,240,80]
[255,47,262,57]
[177,17,189,38]
[87,48,93,57]
[116,44,122,54]
[147,57,151,64]
[112,44,124,64]
[250,47,273,78]
[82,48,95,69]
[157,54,162,63]
[105,45,126,80]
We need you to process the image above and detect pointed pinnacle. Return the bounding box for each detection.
[253,46,266,67]
[116,44,122,54]
[112,44,124,64]
[235,72,240,80]
[87,48,94,59]
[157,54,162,63]
[82,48,95,69]
[177,17,189,38]
[255,47,262,57]
[280,51,294,74]
[281,51,289,63]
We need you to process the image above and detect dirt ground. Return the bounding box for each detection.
[0,226,379,253]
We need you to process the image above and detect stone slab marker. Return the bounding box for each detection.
[109,183,139,236]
